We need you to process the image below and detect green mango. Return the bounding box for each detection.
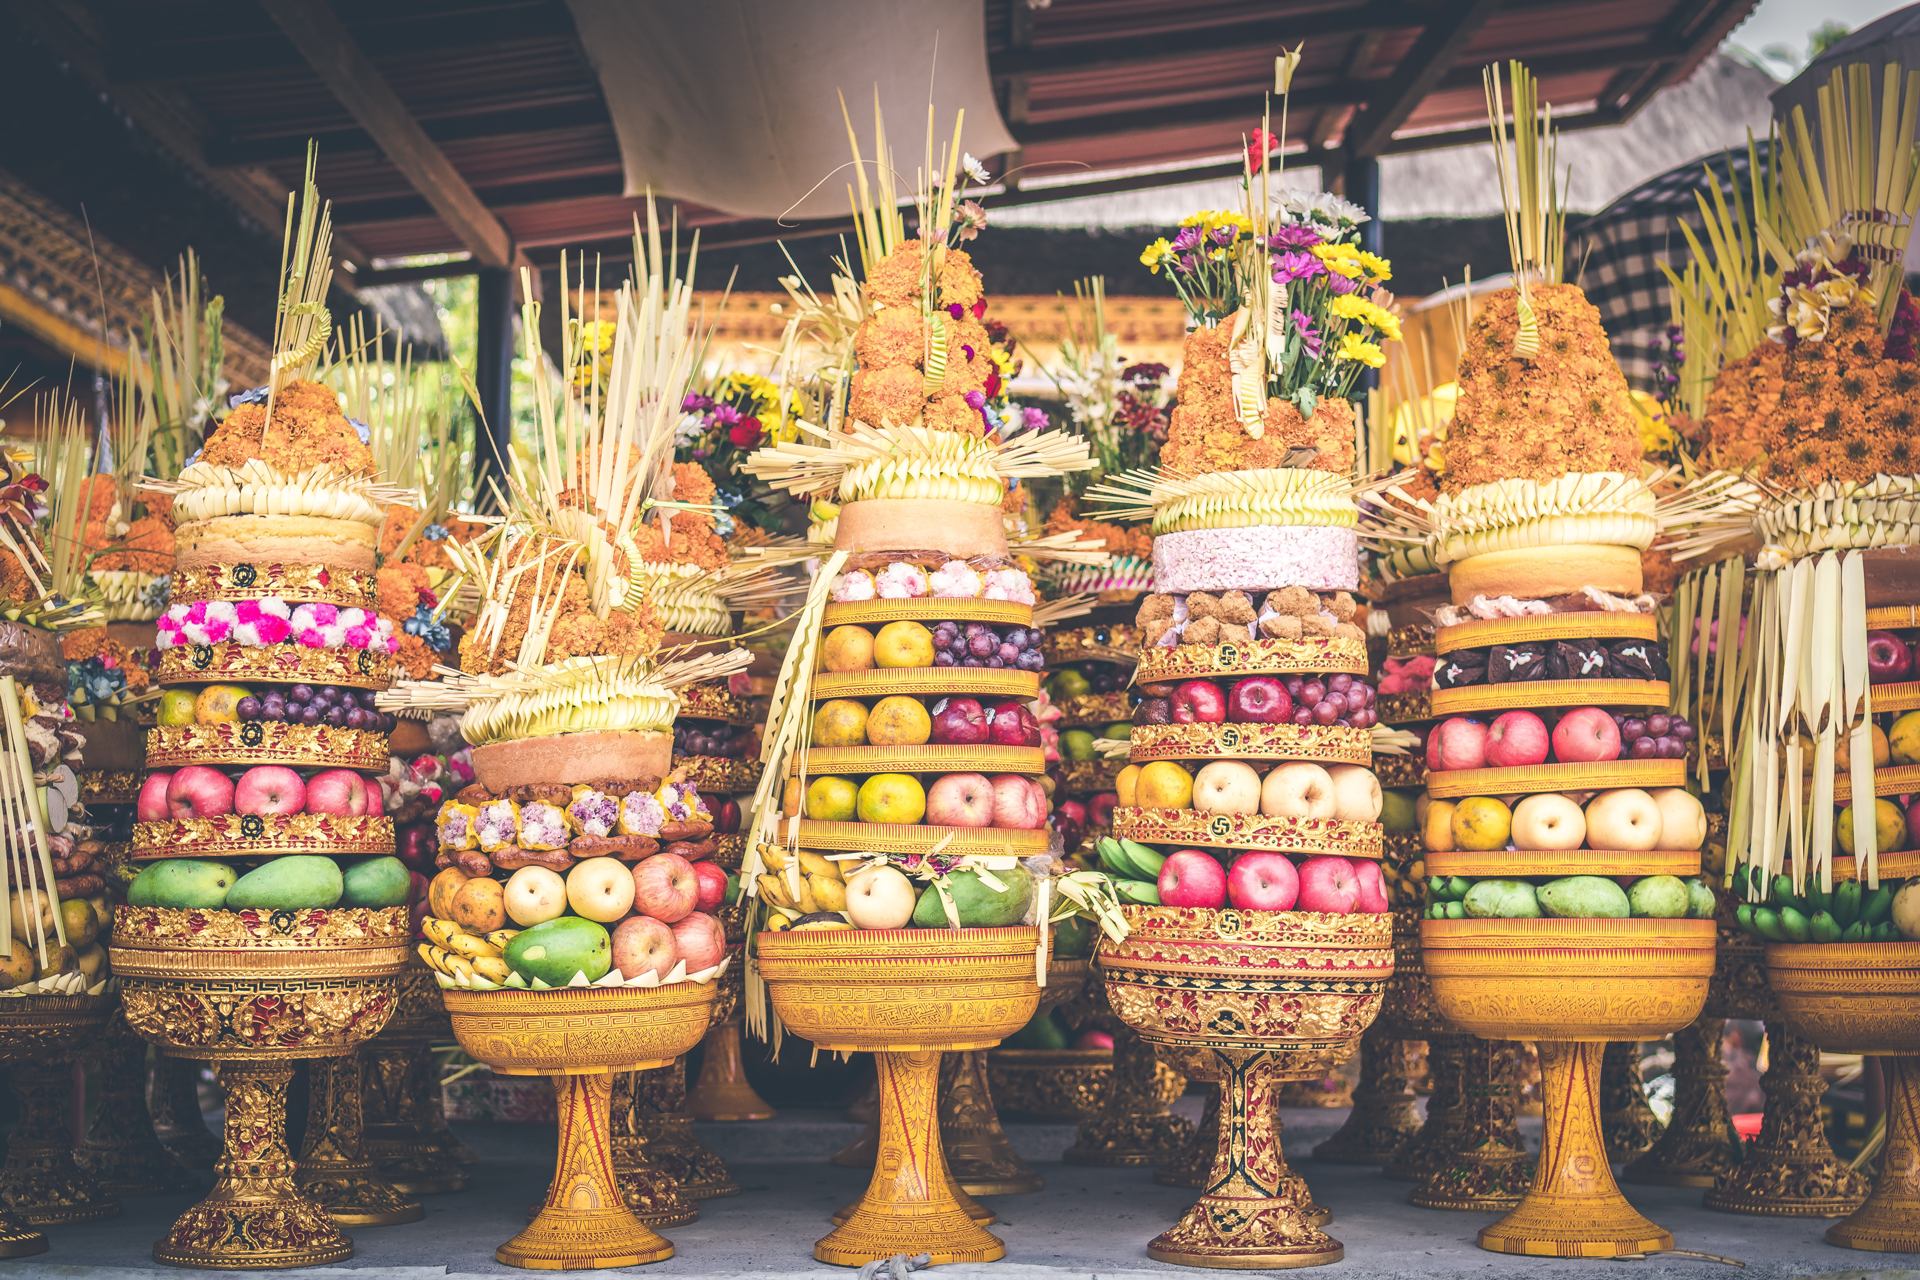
[1463,879,1540,919]
[1627,875,1690,919]
[911,866,1035,928]
[1052,915,1095,959]
[224,856,343,911]
[340,857,411,908]
[1006,1010,1069,1050]
[1538,876,1630,919]
[1684,878,1718,920]
[129,859,239,910]
[505,917,611,986]
[1380,789,1419,833]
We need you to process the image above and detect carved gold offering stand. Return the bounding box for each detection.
[77,1009,200,1196]
[1313,1022,1419,1165]
[110,904,410,1268]
[0,991,121,1252]
[443,979,721,1269]
[1101,905,1393,1269]
[1622,1015,1733,1187]
[760,926,1041,1266]
[1600,1041,1665,1160]
[1150,1042,1333,1226]
[636,1057,741,1200]
[1422,917,1715,1256]
[1765,940,1920,1253]
[364,964,471,1195]
[297,1049,422,1226]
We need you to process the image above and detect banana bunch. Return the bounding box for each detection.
[756,848,847,915]
[420,917,518,986]
[1757,475,1920,555]
[1380,855,1425,908]
[1149,470,1359,535]
[1432,473,1656,563]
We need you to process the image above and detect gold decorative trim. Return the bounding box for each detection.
[112,905,411,947]
[712,833,748,871]
[1435,613,1657,654]
[130,813,395,861]
[1059,757,1124,795]
[1829,849,1920,881]
[1111,806,1383,857]
[1127,722,1371,765]
[158,642,394,691]
[1385,624,1437,658]
[778,817,1051,856]
[1864,605,1920,629]
[1432,680,1668,716]
[1056,691,1137,727]
[1762,942,1920,1056]
[1425,848,1704,877]
[110,945,411,981]
[1042,624,1143,667]
[1371,756,1427,789]
[1830,764,1920,807]
[171,563,377,609]
[1136,635,1368,682]
[77,769,143,805]
[1377,692,1433,723]
[678,682,756,726]
[443,983,720,1076]
[1868,680,1920,714]
[1424,758,1686,799]
[145,722,389,772]
[671,756,763,794]
[812,669,1040,701]
[790,745,1044,776]
[822,600,1034,628]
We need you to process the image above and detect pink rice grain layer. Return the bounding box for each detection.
[1152,525,1360,594]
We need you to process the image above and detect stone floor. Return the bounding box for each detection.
[14,1099,1920,1280]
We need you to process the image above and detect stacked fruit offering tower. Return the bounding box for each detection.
[1380,62,1717,1258]
[1715,58,1920,1256]
[108,164,416,1269]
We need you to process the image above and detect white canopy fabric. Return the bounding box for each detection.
[566,0,1016,221]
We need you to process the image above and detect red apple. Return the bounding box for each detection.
[166,765,235,819]
[137,772,174,824]
[1906,797,1920,853]
[690,860,730,914]
[1227,677,1293,724]
[672,911,726,972]
[985,702,1039,747]
[1426,717,1489,771]
[930,696,991,745]
[1296,855,1359,913]
[1349,858,1389,912]
[611,915,678,982]
[1089,793,1118,827]
[631,852,699,923]
[926,773,996,827]
[394,822,436,873]
[235,765,306,816]
[362,774,387,815]
[1552,707,1622,764]
[1171,680,1228,724]
[1227,851,1299,910]
[1484,710,1550,768]
[306,768,370,816]
[1055,797,1088,827]
[1159,849,1229,908]
[1867,630,1913,684]
[1073,1029,1115,1051]
[990,774,1048,829]
[711,798,742,834]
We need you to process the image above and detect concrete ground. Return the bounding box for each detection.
[13,1099,1920,1280]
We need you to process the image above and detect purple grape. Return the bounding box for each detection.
[985,656,1005,669]
[1284,675,1304,697]
[236,696,262,721]
[300,705,322,726]
[1328,673,1352,693]
[962,656,983,668]
[1292,707,1314,725]
[290,684,314,705]
[1362,685,1377,707]
[323,706,347,728]
[1619,718,1647,741]
[1671,721,1695,742]
[993,642,1015,663]
[345,707,368,730]
[1020,650,1046,671]
[1004,628,1028,650]
[969,633,996,658]
[1646,714,1671,737]
[1313,700,1339,725]
[934,651,956,667]
[261,702,287,724]
[1654,735,1678,758]
[1630,736,1657,759]
[1299,680,1326,706]
[964,623,987,639]
[1352,707,1377,729]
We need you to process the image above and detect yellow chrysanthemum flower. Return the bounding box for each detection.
[1309,243,1363,278]
[1140,238,1172,272]
[1358,251,1392,282]
[1334,332,1385,367]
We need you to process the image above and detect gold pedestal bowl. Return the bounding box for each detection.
[1100,906,1393,1270]
[0,992,121,1255]
[1421,917,1715,1258]
[759,926,1041,1267]
[110,905,411,1269]
[1765,940,1920,1254]
[443,980,720,1270]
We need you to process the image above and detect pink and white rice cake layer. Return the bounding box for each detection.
[1152,525,1359,594]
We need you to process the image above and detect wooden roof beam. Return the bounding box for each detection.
[258,0,519,272]
[1341,0,1505,158]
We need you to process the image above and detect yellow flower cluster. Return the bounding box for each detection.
[1308,242,1392,285]
[1329,293,1401,341]
[1334,332,1385,368]
[1180,210,1255,238]
[1140,238,1173,273]
[573,320,618,390]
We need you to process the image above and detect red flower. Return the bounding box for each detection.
[983,370,1002,399]
[1246,128,1279,174]
[728,417,764,447]
[970,299,987,319]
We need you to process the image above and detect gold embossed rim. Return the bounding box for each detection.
[1126,721,1371,764]
[158,641,394,691]
[1136,634,1368,681]
[777,817,1049,856]
[789,744,1044,776]
[172,562,377,608]
[442,980,720,1074]
[1868,679,1920,713]
[131,813,395,861]
[1041,624,1143,667]
[677,682,757,726]
[757,924,1041,973]
[144,721,390,772]
[112,904,411,947]
[1424,848,1703,877]
[1104,902,1395,947]
[1110,806,1383,857]
[1376,692,1433,723]
[822,599,1034,627]
[1431,679,1668,715]
[1434,613,1658,653]
[1055,690,1138,728]
[1829,764,1920,806]
[1424,758,1686,799]
[811,668,1040,701]
[1828,849,1920,881]
[110,943,411,980]
[1420,916,1717,961]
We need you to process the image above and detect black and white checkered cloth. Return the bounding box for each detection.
[1568,142,1771,392]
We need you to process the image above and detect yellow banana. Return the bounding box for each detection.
[808,873,847,913]
[418,943,461,977]
[792,878,819,914]
[757,874,799,911]
[798,851,843,883]
[761,846,793,872]
[472,955,512,983]
[486,929,522,951]
[422,918,469,949]
[442,952,475,982]
[447,933,503,962]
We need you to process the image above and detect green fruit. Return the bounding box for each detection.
[911,866,1035,928]
[340,857,410,908]
[1777,905,1812,942]
[1834,879,1862,926]
[1752,907,1787,941]
[1380,788,1419,833]
[724,873,742,907]
[128,859,239,909]
[1627,875,1689,919]
[1863,884,1895,926]
[1007,1010,1069,1050]
[1114,880,1162,906]
[225,856,343,910]
[1810,910,1841,943]
[1118,840,1167,879]
[1061,729,1096,762]
[1463,879,1540,919]
[505,917,612,986]
[1052,670,1092,700]
[1537,876,1630,920]
[1052,916,1094,959]
[1100,722,1133,741]
[1444,899,1465,919]
[1444,876,1473,901]
[1685,878,1718,920]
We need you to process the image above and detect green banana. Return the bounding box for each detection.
[1118,839,1168,879]
[1772,874,1803,913]
[1114,879,1161,906]
[1842,920,1867,943]
[1752,907,1787,942]
[1834,880,1862,927]
[1805,880,1831,914]
[1445,900,1465,919]
[1736,902,1756,936]
[1777,906,1812,943]
[1810,910,1840,943]
[1097,837,1139,880]
[1872,921,1897,943]
[1863,885,1894,926]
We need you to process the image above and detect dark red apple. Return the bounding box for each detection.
[408,871,431,939]
[931,696,991,744]
[1227,676,1293,724]
[394,822,436,874]
[1171,680,1228,724]
[1089,792,1117,827]
[1053,812,1084,853]
[1056,797,1088,827]
[710,798,742,834]
[986,702,1040,746]
[1136,697,1173,725]
[1867,630,1913,684]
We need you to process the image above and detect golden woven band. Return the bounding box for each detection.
[790,745,1045,776]
[1424,758,1686,799]
[1055,690,1137,728]
[1424,848,1703,878]
[822,600,1034,628]
[1432,679,1668,715]
[1813,763,1920,807]
[145,722,390,773]
[1110,806,1383,857]
[1434,613,1657,654]
[672,756,763,794]
[678,682,757,725]
[1126,722,1371,765]
[776,817,1051,856]
[1136,635,1368,682]
[811,669,1040,701]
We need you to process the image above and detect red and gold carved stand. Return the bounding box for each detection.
[0,994,122,1248]
[76,1010,199,1197]
[1311,1023,1420,1164]
[364,965,471,1195]
[296,1050,423,1226]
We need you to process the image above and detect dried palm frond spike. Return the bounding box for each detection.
[1085,462,1358,529]
[267,144,334,420]
[1006,531,1112,566]
[1031,593,1096,627]
[140,250,227,479]
[35,400,105,630]
[1484,61,1565,358]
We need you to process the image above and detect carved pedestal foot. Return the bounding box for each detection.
[1314,1025,1420,1165]
[637,1057,740,1199]
[531,1072,698,1228]
[0,1057,121,1225]
[1624,1016,1738,1188]
[1384,1034,1466,1181]
[1476,1042,1670,1258]
[686,1021,775,1121]
[152,1060,353,1269]
[363,1035,469,1196]
[940,1049,1041,1196]
[0,1213,45,1259]
[1825,1055,1920,1253]
[1600,1041,1664,1162]
[1703,1025,1867,1216]
[77,1014,199,1196]
[1409,1038,1533,1211]
[1063,1025,1190,1167]
[296,1052,423,1227]
[149,1056,220,1168]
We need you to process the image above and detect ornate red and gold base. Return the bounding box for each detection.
[1312,1025,1419,1166]
[1406,1037,1532,1212]
[296,1052,423,1228]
